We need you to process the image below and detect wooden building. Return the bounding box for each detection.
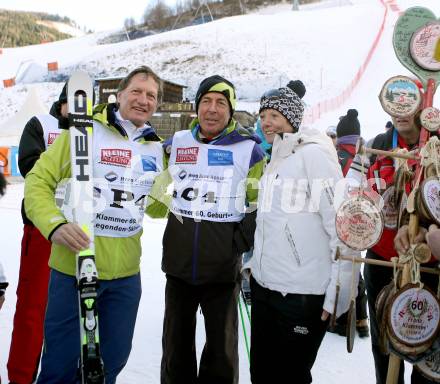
[95,76,187,105]
[95,76,256,139]
[149,110,256,139]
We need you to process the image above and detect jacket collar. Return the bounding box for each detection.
[189,117,262,146]
[93,103,161,142]
[271,128,339,165]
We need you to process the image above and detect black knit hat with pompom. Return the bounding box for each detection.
[286,80,306,99]
[337,109,360,138]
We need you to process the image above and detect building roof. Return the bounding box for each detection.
[95,76,187,88]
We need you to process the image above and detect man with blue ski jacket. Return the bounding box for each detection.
[24,66,165,383]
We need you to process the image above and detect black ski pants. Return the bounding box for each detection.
[161,275,239,384]
[250,277,328,384]
[364,249,438,384]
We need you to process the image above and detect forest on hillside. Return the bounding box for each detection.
[0,9,73,48]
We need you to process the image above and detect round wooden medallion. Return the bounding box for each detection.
[410,21,440,71]
[388,284,440,347]
[420,177,440,226]
[414,243,432,264]
[389,332,432,358]
[379,76,422,118]
[421,107,440,132]
[415,349,440,382]
[376,282,395,355]
[336,195,384,251]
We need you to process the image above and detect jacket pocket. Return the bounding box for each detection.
[284,223,301,266]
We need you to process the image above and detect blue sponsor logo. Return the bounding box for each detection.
[141,156,157,172]
[208,149,233,166]
[105,171,118,182]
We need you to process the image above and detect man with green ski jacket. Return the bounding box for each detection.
[25,66,164,383]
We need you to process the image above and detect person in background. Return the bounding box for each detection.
[326,109,369,338]
[364,120,395,156]
[325,125,337,147]
[7,83,68,384]
[364,110,438,384]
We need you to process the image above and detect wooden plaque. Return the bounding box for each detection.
[336,195,384,251]
[379,76,422,118]
[410,22,440,71]
[421,107,440,132]
[420,177,440,226]
[388,284,440,347]
[393,7,440,88]
[415,350,440,382]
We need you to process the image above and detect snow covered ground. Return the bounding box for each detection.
[2,0,440,382]
[0,184,408,383]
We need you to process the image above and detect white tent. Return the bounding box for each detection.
[0,87,48,146]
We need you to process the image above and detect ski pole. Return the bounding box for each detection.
[240,287,251,324]
[238,295,250,362]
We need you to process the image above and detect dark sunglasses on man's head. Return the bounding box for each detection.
[328,133,336,139]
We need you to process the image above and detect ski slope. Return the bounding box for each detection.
[2,0,440,382]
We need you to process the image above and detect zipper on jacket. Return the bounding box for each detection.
[259,174,274,280]
[192,221,200,283]
[259,217,265,280]
[285,224,301,266]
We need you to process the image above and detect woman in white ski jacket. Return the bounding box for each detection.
[245,85,355,384]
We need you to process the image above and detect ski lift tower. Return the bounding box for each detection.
[292,0,299,11]
[193,0,214,23]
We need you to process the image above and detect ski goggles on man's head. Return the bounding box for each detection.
[261,88,281,100]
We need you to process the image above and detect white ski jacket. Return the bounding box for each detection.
[246,128,357,317]
[0,262,6,284]
[0,261,7,297]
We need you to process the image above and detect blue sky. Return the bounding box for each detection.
[0,0,178,31]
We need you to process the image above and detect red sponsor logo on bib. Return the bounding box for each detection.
[176,147,199,164]
[101,148,132,167]
[48,132,60,145]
